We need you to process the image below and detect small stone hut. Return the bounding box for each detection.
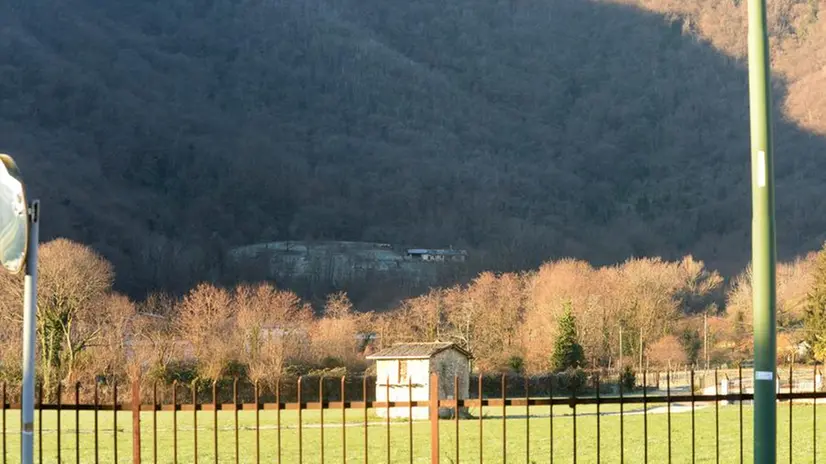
[367,342,472,419]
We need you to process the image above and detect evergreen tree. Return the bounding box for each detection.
[551,301,586,372]
[805,243,826,361]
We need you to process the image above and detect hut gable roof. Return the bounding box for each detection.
[366,342,472,360]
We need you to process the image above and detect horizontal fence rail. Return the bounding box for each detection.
[0,366,823,463]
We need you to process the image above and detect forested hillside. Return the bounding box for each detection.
[1,0,826,297]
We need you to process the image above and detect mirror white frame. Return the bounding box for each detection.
[0,154,28,274]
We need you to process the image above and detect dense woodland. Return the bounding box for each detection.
[2,0,826,301]
[0,238,824,398]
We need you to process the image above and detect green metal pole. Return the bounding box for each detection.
[747,0,777,462]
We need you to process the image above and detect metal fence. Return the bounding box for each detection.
[0,365,824,463]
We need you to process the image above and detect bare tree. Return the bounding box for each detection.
[87,294,138,382]
[458,272,525,371]
[311,292,368,369]
[98,292,181,387]
[0,240,175,395]
[647,334,688,369]
[673,255,724,313]
[726,253,817,358]
[134,292,180,381]
[0,311,21,386]
[177,283,235,381]
[442,285,479,356]
[32,239,116,396]
[235,283,312,387]
[0,266,22,386]
[614,258,683,368]
[521,259,605,372]
[392,290,446,345]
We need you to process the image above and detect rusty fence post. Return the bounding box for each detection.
[132,379,142,464]
[430,373,439,464]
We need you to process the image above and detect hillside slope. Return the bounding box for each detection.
[1,0,825,296]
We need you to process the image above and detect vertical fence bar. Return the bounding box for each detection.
[277,379,281,464]
[153,382,158,464]
[814,365,818,464]
[172,382,177,464]
[501,374,507,464]
[75,382,80,464]
[525,377,530,464]
[114,382,118,464]
[362,376,367,464]
[715,369,719,464]
[131,379,141,464]
[643,370,648,464]
[191,382,197,464]
[254,381,260,464]
[297,377,303,464]
[57,382,61,464]
[667,370,671,464]
[94,382,99,464]
[789,361,794,464]
[689,367,697,464]
[550,375,554,464]
[1,382,5,464]
[572,381,577,464]
[596,373,600,464]
[429,373,439,464]
[211,381,218,464]
[320,377,325,464]
[619,370,624,464]
[408,376,413,464]
[478,374,483,464]
[341,377,346,464]
[454,376,459,464]
[212,381,218,464]
[38,383,43,464]
[739,365,744,464]
[386,376,391,464]
[233,378,239,464]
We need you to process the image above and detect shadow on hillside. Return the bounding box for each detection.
[3,0,826,299]
[190,0,826,303]
[315,0,825,304]
[334,0,826,277]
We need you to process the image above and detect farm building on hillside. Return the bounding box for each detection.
[366,342,472,419]
[406,248,467,262]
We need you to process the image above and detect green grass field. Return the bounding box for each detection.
[0,402,824,463]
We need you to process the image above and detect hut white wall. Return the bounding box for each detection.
[375,358,431,419]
